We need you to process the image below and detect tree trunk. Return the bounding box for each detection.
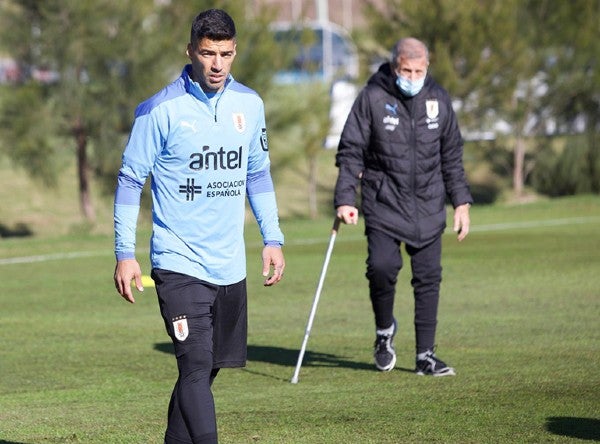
[308,154,318,219]
[513,135,525,199]
[588,126,599,194]
[74,119,96,222]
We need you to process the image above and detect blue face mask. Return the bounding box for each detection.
[396,74,426,96]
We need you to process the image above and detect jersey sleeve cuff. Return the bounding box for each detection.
[115,251,136,261]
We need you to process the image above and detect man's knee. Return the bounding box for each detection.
[177,344,213,380]
[412,264,442,287]
[367,256,400,283]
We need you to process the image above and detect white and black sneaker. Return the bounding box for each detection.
[373,319,397,372]
[415,350,456,376]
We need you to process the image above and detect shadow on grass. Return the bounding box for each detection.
[0,440,29,444]
[154,342,415,373]
[545,417,600,441]
[0,222,33,238]
[154,342,414,382]
[247,344,373,370]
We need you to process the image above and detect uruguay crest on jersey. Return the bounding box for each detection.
[426,99,440,129]
[426,100,439,120]
[232,112,246,133]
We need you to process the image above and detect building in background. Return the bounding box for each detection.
[249,0,386,30]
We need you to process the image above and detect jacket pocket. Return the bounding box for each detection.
[363,170,398,208]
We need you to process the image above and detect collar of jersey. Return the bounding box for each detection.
[182,64,232,103]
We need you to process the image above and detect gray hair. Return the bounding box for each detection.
[391,38,429,67]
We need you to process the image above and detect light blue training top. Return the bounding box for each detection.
[114,65,284,285]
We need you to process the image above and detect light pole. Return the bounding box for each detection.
[316,0,333,82]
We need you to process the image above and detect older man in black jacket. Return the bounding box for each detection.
[334,37,472,375]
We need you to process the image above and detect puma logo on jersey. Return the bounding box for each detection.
[180,120,198,133]
[385,103,398,116]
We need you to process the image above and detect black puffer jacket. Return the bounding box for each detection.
[334,63,472,247]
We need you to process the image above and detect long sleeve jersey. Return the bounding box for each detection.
[114,65,284,285]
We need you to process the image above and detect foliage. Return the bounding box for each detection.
[361,0,600,199]
[0,0,184,219]
[0,0,295,219]
[266,83,332,218]
[526,0,600,194]
[0,82,60,185]
[532,136,600,196]
[1,197,599,442]
[2,0,598,224]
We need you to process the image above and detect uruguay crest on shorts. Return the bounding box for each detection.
[173,316,189,341]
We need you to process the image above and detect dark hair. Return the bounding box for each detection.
[190,9,236,43]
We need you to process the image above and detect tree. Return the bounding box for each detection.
[0,0,182,222]
[527,0,600,194]
[270,84,331,219]
[361,0,539,199]
[361,0,600,200]
[0,0,283,223]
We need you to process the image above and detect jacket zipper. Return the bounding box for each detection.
[408,99,420,242]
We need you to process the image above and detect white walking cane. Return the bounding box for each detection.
[291,216,343,384]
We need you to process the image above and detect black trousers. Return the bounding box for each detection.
[366,229,442,353]
[152,269,247,444]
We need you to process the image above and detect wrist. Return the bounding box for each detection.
[116,251,136,261]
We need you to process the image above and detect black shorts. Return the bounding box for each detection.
[151,269,247,368]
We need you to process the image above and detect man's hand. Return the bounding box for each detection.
[336,205,359,225]
[453,203,471,242]
[114,259,143,303]
[262,246,285,286]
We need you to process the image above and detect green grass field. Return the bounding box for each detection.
[1,196,599,443]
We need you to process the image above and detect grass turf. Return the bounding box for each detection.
[1,195,599,443]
